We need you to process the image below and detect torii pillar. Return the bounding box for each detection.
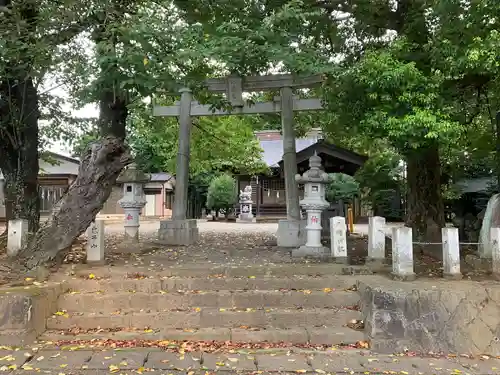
[276,86,305,248]
[157,88,199,245]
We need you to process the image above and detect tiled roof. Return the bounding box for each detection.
[150,172,173,182]
[260,138,318,167]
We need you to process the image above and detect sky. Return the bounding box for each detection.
[44,84,98,157]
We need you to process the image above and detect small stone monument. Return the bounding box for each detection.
[479,194,500,258]
[442,227,462,279]
[292,153,331,258]
[237,185,256,223]
[7,219,28,257]
[86,219,105,265]
[367,216,386,264]
[117,163,149,250]
[391,227,416,280]
[330,216,348,263]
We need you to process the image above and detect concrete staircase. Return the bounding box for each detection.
[43,265,366,347]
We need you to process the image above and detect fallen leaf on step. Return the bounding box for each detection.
[303,290,312,295]
[296,370,307,373]
[88,274,96,279]
[323,288,333,293]
[357,340,370,349]
[315,369,326,374]
[227,358,238,363]
[22,365,33,370]
[109,364,119,372]
[216,362,225,366]
[59,364,68,368]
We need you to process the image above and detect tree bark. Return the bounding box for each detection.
[16,9,132,270]
[0,0,41,234]
[17,137,132,269]
[0,79,41,234]
[405,143,445,257]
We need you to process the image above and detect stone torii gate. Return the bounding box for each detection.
[154,74,324,247]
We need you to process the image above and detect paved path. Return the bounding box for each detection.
[4,348,500,374]
[103,220,403,236]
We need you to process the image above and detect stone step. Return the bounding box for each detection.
[71,263,371,279]
[11,348,496,374]
[62,275,358,293]
[40,326,365,345]
[56,290,360,312]
[47,307,362,330]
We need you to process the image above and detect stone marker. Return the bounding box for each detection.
[391,227,415,280]
[491,227,500,280]
[330,216,347,263]
[478,193,500,258]
[86,219,105,265]
[442,227,461,279]
[367,216,386,263]
[7,219,28,257]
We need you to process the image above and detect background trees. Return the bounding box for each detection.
[206,174,238,218]
[1,0,499,267]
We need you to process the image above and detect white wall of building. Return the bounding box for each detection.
[39,158,79,175]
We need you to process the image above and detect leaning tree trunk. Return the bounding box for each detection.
[17,137,132,269]
[405,143,445,258]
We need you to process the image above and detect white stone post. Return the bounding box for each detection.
[442,227,461,279]
[391,227,416,280]
[86,219,105,265]
[491,227,500,280]
[367,216,386,263]
[7,219,28,257]
[330,216,347,263]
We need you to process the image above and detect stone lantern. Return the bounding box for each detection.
[117,163,149,244]
[292,153,330,258]
[237,185,256,223]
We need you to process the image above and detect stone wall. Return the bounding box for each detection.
[358,276,500,355]
[0,282,65,346]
